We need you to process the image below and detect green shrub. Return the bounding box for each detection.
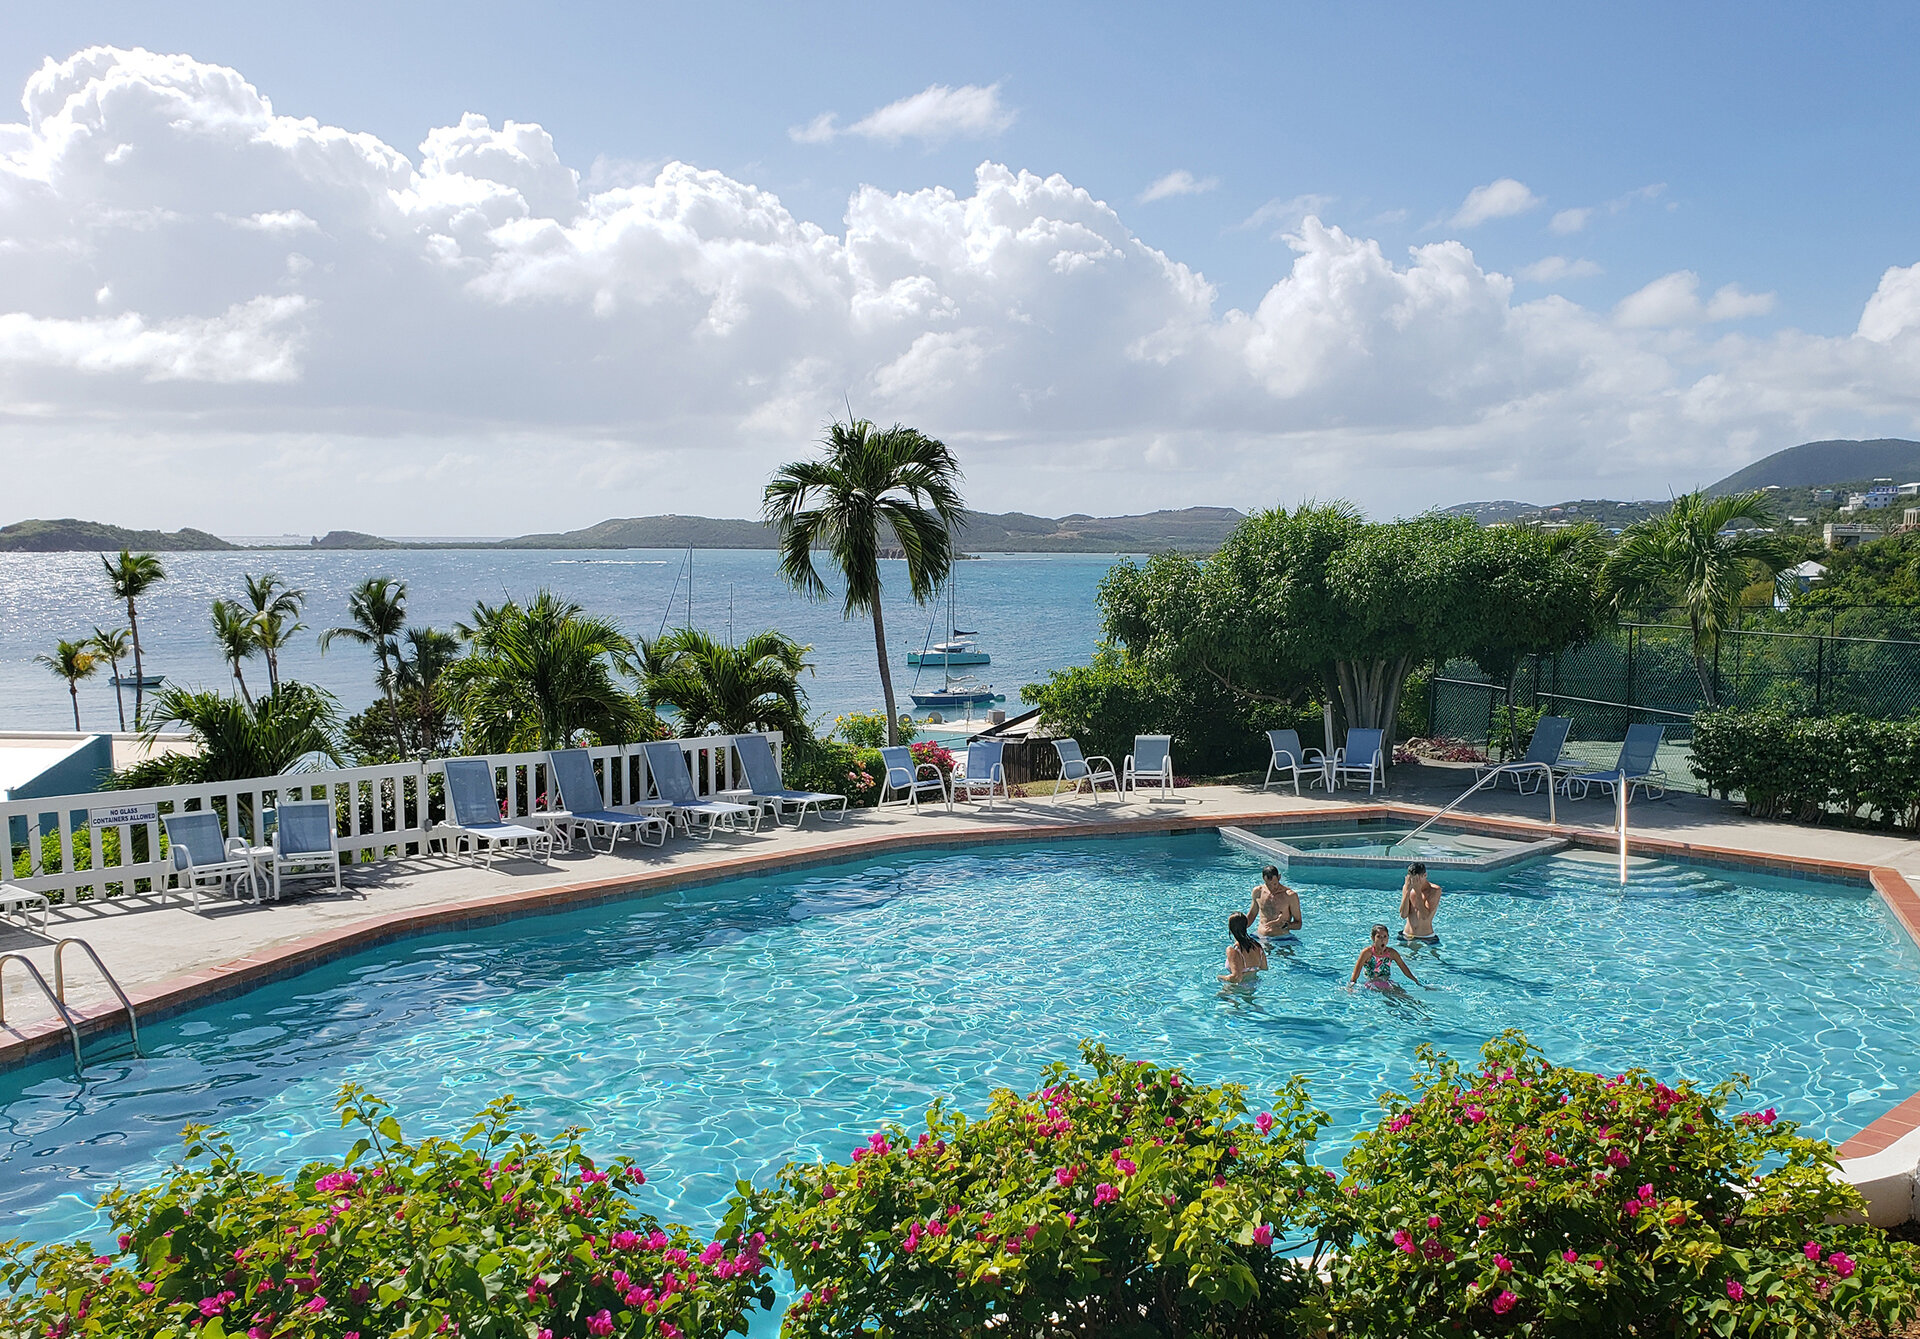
[1485,704,1544,762]
[831,711,916,748]
[754,1042,1336,1338]
[0,1086,773,1339]
[1320,1032,1920,1338]
[1690,709,1920,828]
[1023,648,1293,776]
[783,736,884,807]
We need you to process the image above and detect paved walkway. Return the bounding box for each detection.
[4,761,1917,1066]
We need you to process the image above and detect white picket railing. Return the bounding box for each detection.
[1,733,780,909]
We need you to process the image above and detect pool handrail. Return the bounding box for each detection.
[1389,762,1557,852]
[53,936,141,1059]
[0,952,84,1076]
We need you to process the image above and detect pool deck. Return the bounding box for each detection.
[4,760,1920,1173]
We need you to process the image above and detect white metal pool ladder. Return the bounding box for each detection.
[0,937,140,1077]
[1388,762,1558,854]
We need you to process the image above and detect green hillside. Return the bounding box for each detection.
[0,518,235,552]
[1708,438,1920,493]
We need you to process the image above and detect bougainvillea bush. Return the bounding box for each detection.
[0,1086,772,1339]
[1318,1032,1920,1338]
[754,1042,1340,1338]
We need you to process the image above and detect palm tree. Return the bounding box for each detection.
[241,572,305,693]
[101,549,166,726]
[763,417,966,745]
[36,639,101,731]
[318,576,408,753]
[90,626,132,730]
[1599,490,1795,707]
[439,591,651,752]
[387,626,462,756]
[643,627,812,736]
[210,599,261,705]
[119,683,342,787]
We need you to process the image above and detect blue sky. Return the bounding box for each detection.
[2,3,1919,530]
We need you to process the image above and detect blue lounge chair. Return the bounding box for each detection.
[268,800,342,899]
[1264,729,1310,794]
[1050,739,1117,804]
[953,739,1009,807]
[732,733,848,826]
[642,742,759,837]
[435,758,555,867]
[1476,715,1572,793]
[547,748,669,851]
[163,810,258,907]
[1558,723,1668,800]
[1124,735,1174,798]
[878,745,948,810]
[1315,728,1385,793]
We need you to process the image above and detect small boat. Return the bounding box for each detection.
[907,638,990,667]
[906,575,990,667]
[910,674,1005,709]
[110,673,165,690]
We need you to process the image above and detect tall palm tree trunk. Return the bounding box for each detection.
[109,655,126,731]
[379,649,405,756]
[127,600,145,727]
[232,660,253,707]
[68,680,81,731]
[871,599,901,747]
[1690,615,1718,709]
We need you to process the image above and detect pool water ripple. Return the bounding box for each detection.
[3,833,1919,1248]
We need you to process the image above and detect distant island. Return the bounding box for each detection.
[9,437,1919,555]
[0,507,1248,555]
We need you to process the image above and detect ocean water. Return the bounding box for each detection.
[3,834,1917,1253]
[0,549,1122,733]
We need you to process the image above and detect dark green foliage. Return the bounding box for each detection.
[642,628,812,737]
[782,736,885,806]
[115,683,343,787]
[1689,709,1920,827]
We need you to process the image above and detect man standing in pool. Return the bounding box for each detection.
[1399,862,1441,950]
[1247,865,1302,942]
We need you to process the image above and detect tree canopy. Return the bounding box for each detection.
[1097,505,1602,739]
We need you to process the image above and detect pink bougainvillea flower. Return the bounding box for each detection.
[1493,1254,1512,1274]
[1388,1114,1411,1133]
[1726,1279,1744,1301]
[1492,1290,1517,1315]
[1563,1250,1579,1263]
[1830,1251,1857,1279]
[1475,1215,1490,1229]
[1804,1241,1824,1262]
[1392,1229,1415,1254]
[1255,1112,1275,1134]
[1055,1166,1075,1187]
[1636,1184,1654,1200]
[1114,1157,1137,1176]
[1093,1183,1118,1206]
[1427,1215,1440,1230]
[1253,1223,1273,1247]
[586,1309,615,1337]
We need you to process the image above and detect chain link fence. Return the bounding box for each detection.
[1429,622,1920,793]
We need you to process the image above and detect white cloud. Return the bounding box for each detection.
[1518,256,1602,283]
[790,82,1014,147]
[1614,271,1775,327]
[1451,178,1541,228]
[3,46,1919,533]
[1549,208,1591,235]
[1238,194,1335,234]
[1139,169,1219,203]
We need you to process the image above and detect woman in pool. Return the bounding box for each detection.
[1349,923,1422,992]
[1222,912,1269,982]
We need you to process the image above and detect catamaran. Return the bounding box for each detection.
[909,673,1004,709]
[906,574,989,667]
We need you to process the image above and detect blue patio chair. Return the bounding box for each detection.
[434,758,555,867]
[642,742,759,837]
[953,739,1009,807]
[1124,735,1174,798]
[1559,723,1668,800]
[163,809,257,908]
[1476,715,1573,793]
[1264,729,1309,794]
[1050,739,1118,804]
[547,747,669,851]
[733,733,848,826]
[1319,728,1385,793]
[268,799,342,899]
[878,745,948,810]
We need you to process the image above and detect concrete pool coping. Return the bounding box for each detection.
[3,788,1918,1222]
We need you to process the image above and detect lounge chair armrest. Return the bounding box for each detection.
[1302,747,1330,764]
[1085,754,1116,774]
[885,766,914,787]
[171,846,192,871]
[225,837,251,858]
[915,763,944,782]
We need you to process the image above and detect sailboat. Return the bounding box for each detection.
[909,673,1004,709]
[906,575,990,667]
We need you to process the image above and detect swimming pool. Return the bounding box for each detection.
[3,831,1918,1254]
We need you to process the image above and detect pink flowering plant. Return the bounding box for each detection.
[754,1042,1338,1338]
[907,739,956,778]
[0,1085,772,1339]
[1317,1032,1920,1338]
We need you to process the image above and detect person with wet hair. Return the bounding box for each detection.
[1400,861,1442,946]
[1247,865,1302,942]
[1222,911,1269,982]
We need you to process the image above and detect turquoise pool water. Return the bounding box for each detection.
[4,832,1919,1253]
